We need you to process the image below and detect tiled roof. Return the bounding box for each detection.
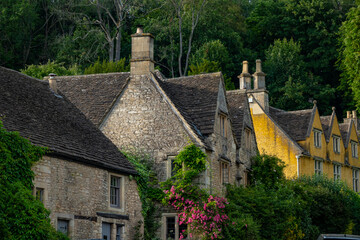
[226,90,248,145]
[0,67,136,175]
[56,73,130,126]
[269,108,313,141]
[155,72,221,139]
[339,122,351,148]
[320,115,332,142]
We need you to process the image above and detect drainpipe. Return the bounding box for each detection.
[296,155,300,178]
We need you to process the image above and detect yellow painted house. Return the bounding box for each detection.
[236,59,360,192]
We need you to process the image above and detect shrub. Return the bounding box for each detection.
[84,58,129,74]
[21,60,82,79]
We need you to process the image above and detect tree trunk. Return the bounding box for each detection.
[115,27,122,61]
[109,39,114,62]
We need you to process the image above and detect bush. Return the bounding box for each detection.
[84,58,129,74]
[21,60,82,79]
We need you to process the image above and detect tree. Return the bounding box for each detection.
[264,38,335,112]
[0,120,67,239]
[21,60,82,79]
[338,4,360,112]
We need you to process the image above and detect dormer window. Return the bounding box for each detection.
[314,129,322,148]
[351,141,358,158]
[219,114,227,138]
[333,135,340,154]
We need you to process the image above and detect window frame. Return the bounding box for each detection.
[162,213,188,240]
[313,129,322,148]
[333,135,341,154]
[314,160,323,175]
[57,219,70,236]
[353,169,359,193]
[245,128,252,150]
[109,174,124,211]
[333,164,341,181]
[351,141,358,158]
[219,113,227,138]
[220,161,230,185]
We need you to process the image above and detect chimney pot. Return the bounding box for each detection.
[136,27,143,34]
[242,61,249,73]
[48,73,57,94]
[256,59,262,73]
[353,110,357,119]
[347,111,351,118]
[313,100,317,106]
[332,106,336,112]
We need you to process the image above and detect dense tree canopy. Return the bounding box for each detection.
[1,0,359,115]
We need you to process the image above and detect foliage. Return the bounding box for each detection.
[188,59,221,76]
[0,120,68,240]
[162,144,231,240]
[122,150,163,240]
[249,153,286,187]
[225,153,360,240]
[338,4,360,112]
[84,58,130,74]
[21,60,82,80]
[264,38,335,112]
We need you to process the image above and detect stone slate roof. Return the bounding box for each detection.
[226,90,248,145]
[339,122,351,148]
[155,72,221,139]
[56,73,130,126]
[0,67,136,175]
[320,115,332,142]
[269,107,313,141]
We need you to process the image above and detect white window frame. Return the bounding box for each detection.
[314,160,323,175]
[333,164,341,181]
[109,174,124,211]
[353,169,359,192]
[352,141,358,158]
[333,135,341,153]
[314,129,322,148]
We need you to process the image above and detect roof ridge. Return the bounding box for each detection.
[0,66,49,83]
[56,72,130,78]
[166,72,222,81]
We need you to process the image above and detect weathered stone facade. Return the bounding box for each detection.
[33,155,142,240]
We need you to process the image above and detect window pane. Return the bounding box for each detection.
[57,220,69,235]
[166,217,176,240]
[110,176,121,208]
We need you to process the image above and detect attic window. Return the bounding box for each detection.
[351,141,358,158]
[245,128,252,150]
[220,161,230,185]
[219,114,227,138]
[333,136,341,154]
[313,129,322,148]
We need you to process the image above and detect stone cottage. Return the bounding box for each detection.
[240,59,360,191]
[54,28,257,240]
[0,66,142,240]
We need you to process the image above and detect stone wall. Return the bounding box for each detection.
[32,155,143,240]
[100,75,191,181]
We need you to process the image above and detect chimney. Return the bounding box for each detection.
[130,27,154,76]
[238,61,252,89]
[347,111,351,119]
[253,59,266,89]
[49,73,57,94]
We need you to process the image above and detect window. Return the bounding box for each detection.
[334,165,341,181]
[57,219,69,236]
[314,160,322,175]
[116,225,123,240]
[163,214,187,240]
[245,128,252,150]
[35,187,44,203]
[220,161,230,184]
[314,129,322,148]
[353,169,359,192]
[219,114,227,137]
[333,136,341,153]
[110,175,121,208]
[102,222,111,240]
[167,156,177,179]
[352,141,358,158]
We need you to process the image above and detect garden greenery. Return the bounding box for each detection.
[0,120,68,239]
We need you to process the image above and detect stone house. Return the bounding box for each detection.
[0,66,143,240]
[54,28,257,240]
[240,59,360,191]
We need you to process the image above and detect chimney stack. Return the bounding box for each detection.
[347,111,351,119]
[253,59,266,89]
[49,73,57,94]
[238,61,251,89]
[130,26,154,76]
